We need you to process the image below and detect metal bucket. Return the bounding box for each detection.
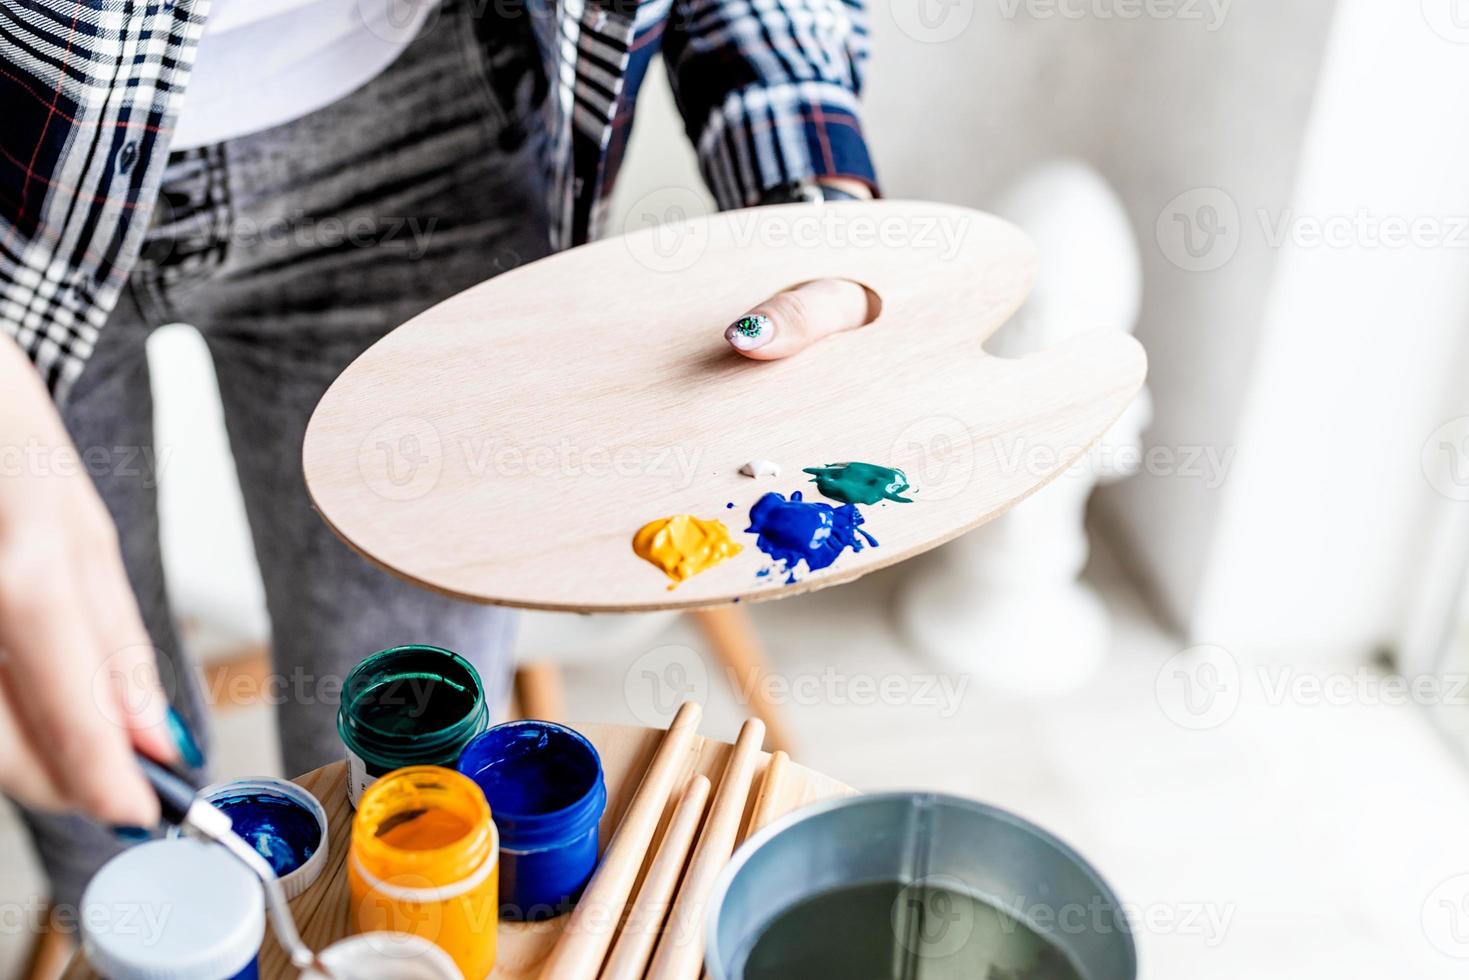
[706,792,1137,980]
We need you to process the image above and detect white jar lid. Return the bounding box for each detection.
[300,933,463,979]
[81,838,265,980]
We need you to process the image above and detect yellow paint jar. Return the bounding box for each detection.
[348,765,499,978]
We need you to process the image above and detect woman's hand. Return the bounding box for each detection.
[724,179,880,360]
[0,334,175,825]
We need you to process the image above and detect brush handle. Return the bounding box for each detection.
[600,774,712,980]
[646,718,766,980]
[134,753,201,826]
[537,702,703,980]
[740,750,789,845]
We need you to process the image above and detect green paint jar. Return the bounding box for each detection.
[338,645,489,807]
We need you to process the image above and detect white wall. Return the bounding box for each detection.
[1185,0,1469,653]
[150,325,271,659]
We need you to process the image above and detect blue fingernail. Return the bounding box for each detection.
[167,706,205,769]
[112,825,152,843]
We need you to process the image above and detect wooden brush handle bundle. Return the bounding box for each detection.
[538,707,799,980]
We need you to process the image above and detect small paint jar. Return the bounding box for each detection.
[175,778,329,899]
[299,933,463,979]
[338,644,489,807]
[456,720,607,921]
[81,837,265,979]
[348,765,499,979]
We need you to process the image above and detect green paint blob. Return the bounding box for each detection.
[803,461,912,505]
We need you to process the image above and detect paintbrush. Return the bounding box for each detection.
[134,751,330,976]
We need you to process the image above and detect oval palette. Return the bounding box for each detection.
[302,200,1146,611]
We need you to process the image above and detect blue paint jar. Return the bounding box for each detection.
[81,838,265,979]
[457,720,607,921]
[178,778,330,899]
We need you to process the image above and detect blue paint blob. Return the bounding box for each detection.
[213,792,320,878]
[745,491,878,579]
[457,721,607,921]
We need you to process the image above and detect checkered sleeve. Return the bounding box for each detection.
[661,0,877,210]
[0,0,208,401]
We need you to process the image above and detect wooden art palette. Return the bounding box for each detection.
[303,200,1146,611]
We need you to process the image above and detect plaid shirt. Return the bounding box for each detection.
[0,0,876,401]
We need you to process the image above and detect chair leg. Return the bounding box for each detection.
[199,639,271,714]
[689,606,795,754]
[23,906,72,980]
[514,661,566,722]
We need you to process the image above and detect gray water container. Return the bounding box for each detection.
[706,792,1137,980]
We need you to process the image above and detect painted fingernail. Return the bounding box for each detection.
[167,705,205,770]
[726,313,772,352]
[112,825,153,843]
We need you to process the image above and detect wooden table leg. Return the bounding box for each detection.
[513,661,566,721]
[689,606,795,754]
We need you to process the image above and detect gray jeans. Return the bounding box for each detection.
[22,0,549,913]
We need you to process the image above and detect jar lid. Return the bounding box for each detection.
[82,838,265,980]
[300,933,463,979]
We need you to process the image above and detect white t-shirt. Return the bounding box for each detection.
[172,0,436,150]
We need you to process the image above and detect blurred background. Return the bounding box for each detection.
[9,0,1469,977]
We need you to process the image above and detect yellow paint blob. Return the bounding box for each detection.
[633,514,743,588]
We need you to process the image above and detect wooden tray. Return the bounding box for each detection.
[302,200,1146,611]
[62,723,853,980]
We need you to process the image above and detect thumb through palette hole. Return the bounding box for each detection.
[770,278,883,331]
[852,279,883,327]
